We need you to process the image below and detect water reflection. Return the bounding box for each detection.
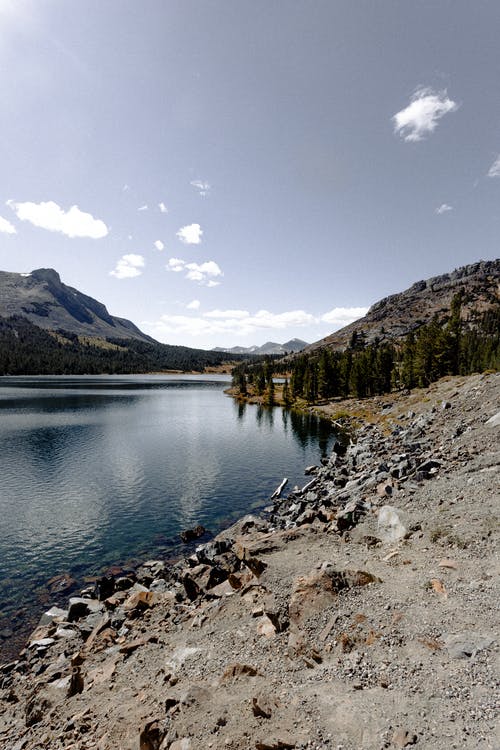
[0,375,336,660]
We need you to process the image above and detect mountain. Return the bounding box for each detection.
[213,338,308,356]
[303,259,499,354]
[0,268,154,342]
[0,268,242,374]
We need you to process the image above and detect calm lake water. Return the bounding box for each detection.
[0,374,335,657]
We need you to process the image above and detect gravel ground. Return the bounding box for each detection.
[0,372,498,750]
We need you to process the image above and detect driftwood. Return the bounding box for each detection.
[299,477,318,495]
[271,477,288,499]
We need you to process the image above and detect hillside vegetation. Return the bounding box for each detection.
[232,287,499,406]
[0,316,239,374]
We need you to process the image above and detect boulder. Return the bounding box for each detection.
[180,525,206,543]
[67,597,104,622]
[377,506,407,543]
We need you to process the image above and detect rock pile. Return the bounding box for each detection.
[0,373,498,750]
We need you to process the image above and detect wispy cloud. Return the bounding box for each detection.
[138,204,148,211]
[190,180,211,197]
[0,215,16,234]
[154,240,164,251]
[110,254,145,279]
[186,299,200,310]
[487,155,500,177]
[176,223,203,244]
[167,257,222,285]
[7,200,108,239]
[435,203,453,215]
[158,202,168,213]
[392,87,458,142]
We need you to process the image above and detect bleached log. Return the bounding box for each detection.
[299,477,318,495]
[271,477,288,499]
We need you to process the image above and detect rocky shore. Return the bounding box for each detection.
[1,373,498,750]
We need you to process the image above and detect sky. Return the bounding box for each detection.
[0,1,499,350]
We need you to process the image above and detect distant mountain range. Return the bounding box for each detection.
[213,338,308,356]
[301,259,500,355]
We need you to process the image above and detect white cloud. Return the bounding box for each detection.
[320,307,369,327]
[144,304,368,344]
[138,204,148,211]
[204,309,250,320]
[110,254,145,279]
[7,200,108,239]
[0,215,16,234]
[176,223,203,244]
[154,240,164,251]
[167,257,185,272]
[487,155,500,177]
[158,202,168,213]
[167,257,223,285]
[186,299,200,310]
[435,203,453,215]
[190,180,211,197]
[392,87,458,142]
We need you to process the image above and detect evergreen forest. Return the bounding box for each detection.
[231,294,500,405]
[0,315,241,374]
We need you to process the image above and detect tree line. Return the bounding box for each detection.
[0,315,241,375]
[232,293,499,404]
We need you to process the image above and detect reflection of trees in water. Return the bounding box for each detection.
[236,401,246,421]
[256,405,264,428]
[281,409,289,433]
[263,406,274,428]
[289,409,335,455]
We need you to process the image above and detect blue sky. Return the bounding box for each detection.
[0,0,499,349]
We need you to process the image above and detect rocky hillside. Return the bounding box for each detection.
[1,372,498,749]
[304,259,499,354]
[0,268,154,342]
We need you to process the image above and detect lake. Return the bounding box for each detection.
[0,374,335,659]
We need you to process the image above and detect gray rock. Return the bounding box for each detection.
[485,410,500,427]
[38,606,68,626]
[377,505,407,542]
[67,597,104,622]
[443,632,495,659]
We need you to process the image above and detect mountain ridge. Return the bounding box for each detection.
[302,258,499,354]
[0,268,155,343]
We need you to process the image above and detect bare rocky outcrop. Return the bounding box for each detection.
[303,259,500,352]
[0,373,498,749]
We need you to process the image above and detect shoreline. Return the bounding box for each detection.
[1,372,498,749]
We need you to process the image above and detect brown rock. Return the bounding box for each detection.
[169,740,191,750]
[140,719,164,750]
[392,728,418,747]
[289,565,381,624]
[67,666,84,697]
[255,735,296,749]
[25,690,52,727]
[252,691,279,719]
[221,662,261,681]
[256,615,277,638]
[119,637,149,655]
